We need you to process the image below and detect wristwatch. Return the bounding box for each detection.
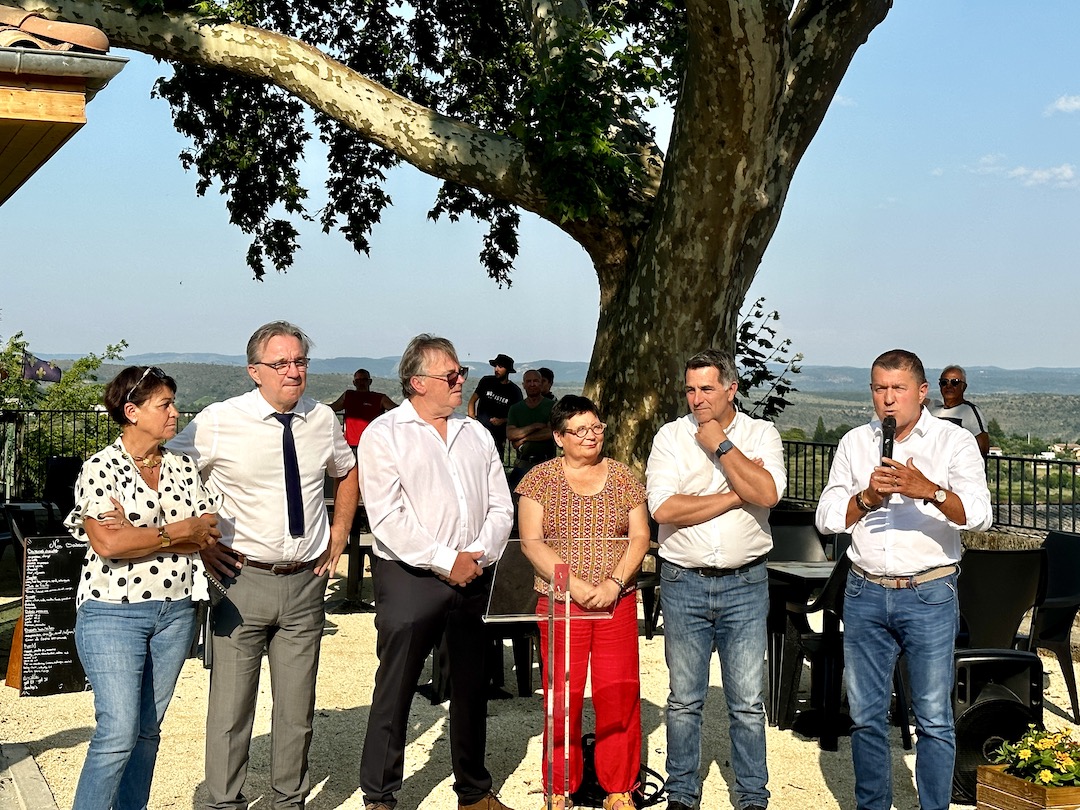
[158,526,173,548]
[715,439,735,458]
[933,488,948,504]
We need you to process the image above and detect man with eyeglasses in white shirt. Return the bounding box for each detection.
[169,320,358,810]
[645,349,786,810]
[357,334,515,810]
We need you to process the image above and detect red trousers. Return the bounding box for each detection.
[537,594,642,795]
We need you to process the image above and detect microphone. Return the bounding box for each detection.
[881,416,896,460]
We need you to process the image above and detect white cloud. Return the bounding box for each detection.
[930,167,944,177]
[964,154,1077,187]
[971,153,1006,175]
[832,94,857,107]
[1045,94,1080,115]
[1006,163,1078,187]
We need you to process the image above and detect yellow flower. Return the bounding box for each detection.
[1035,738,1054,750]
[1019,748,1033,760]
[1037,769,1054,784]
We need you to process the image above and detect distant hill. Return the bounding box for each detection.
[49,352,592,383]
[42,354,1080,393]
[789,365,1080,395]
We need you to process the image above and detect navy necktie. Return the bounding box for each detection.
[273,413,304,537]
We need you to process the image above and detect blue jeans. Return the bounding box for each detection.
[660,559,770,809]
[73,598,197,810]
[843,570,959,810]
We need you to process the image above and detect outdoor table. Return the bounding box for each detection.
[767,559,850,751]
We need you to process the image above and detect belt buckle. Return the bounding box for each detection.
[271,562,292,575]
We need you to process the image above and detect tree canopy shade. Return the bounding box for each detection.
[12,0,892,467]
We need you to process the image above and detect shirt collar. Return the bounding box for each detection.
[252,388,313,421]
[870,406,933,439]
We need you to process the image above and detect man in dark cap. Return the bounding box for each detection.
[468,353,523,459]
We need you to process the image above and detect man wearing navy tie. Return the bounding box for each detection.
[170,321,358,810]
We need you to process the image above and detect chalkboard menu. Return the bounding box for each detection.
[20,534,87,696]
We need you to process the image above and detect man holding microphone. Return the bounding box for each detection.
[816,349,991,810]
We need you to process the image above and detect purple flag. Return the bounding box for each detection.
[21,352,62,383]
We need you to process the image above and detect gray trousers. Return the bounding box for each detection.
[204,564,327,810]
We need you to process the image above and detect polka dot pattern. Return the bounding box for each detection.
[66,439,221,608]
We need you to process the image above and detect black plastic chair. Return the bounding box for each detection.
[773,554,853,748]
[769,523,829,563]
[42,455,82,516]
[765,521,831,726]
[637,517,663,638]
[1018,532,1080,722]
[957,547,1047,650]
[893,548,1047,753]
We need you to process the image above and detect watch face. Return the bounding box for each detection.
[935,489,947,503]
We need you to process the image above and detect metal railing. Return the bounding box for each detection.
[4,410,1080,533]
[780,440,1080,533]
[0,409,196,501]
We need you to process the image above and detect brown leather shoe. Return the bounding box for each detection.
[459,792,515,810]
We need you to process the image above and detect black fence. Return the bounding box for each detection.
[3,410,1079,533]
[780,440,1080,534]
[0,409,197,502]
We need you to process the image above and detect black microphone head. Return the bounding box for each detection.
[881,415,896,437]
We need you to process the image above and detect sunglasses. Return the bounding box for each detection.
[126,367,167,401]
[939,378,965,387]
[418,367,469,385]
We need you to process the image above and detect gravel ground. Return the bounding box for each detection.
[1,565,1077,810]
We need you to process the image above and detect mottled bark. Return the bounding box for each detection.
[586,0,891,472]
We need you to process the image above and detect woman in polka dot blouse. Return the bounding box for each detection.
[64,366,221,810]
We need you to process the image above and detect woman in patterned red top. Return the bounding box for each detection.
[517,395,651,810]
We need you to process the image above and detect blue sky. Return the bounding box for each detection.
[2,2,1078,369]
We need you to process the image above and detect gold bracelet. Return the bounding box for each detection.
[158,526,173,548]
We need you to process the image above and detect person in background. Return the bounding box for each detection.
[518,395,650,810]
[506,369,557,490]
[66,365,221,810]
[169,321,358,810]
[468,353,523,459]
[645,349,785,810]
[930,364,990,457]
[358,334,515,810]
[328,368,397,451]
[816,349,991,810]
[539,367,556,400]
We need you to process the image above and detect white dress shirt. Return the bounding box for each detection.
[168,389,355,562]
[816,407,992,576]
[646,410,787,569]
[357,398,513,577]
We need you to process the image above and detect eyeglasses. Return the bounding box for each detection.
[418,367,469,385]
[254,358,310,374]
[126,367,167,401]
[939,378,965,387]
[563,423,607,439]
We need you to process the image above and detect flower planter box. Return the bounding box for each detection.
[977,765,1080,810]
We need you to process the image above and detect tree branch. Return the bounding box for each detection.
[16,0,552,212]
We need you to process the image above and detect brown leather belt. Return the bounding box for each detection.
[244,558,318,575]
[851,562,957,589]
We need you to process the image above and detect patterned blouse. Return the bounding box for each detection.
[515,458,647,595]
[65,438,220,608]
